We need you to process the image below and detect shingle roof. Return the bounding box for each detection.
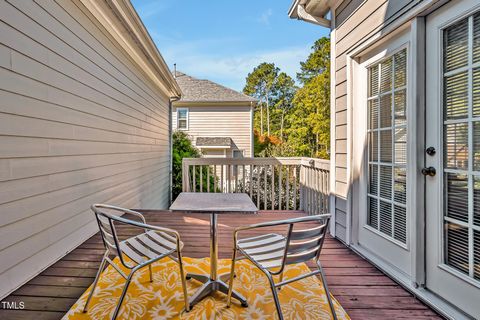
[196,137,232,147]
[173,72,257,103]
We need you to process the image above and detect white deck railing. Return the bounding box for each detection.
[181,157,330,215]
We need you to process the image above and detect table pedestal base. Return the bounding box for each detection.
[186,213,248,309]
[186,273,248,308]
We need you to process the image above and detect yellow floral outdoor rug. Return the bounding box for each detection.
[63,257,349,320]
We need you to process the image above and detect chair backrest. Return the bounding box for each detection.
[283,214,330,266]
[91,204,137,267]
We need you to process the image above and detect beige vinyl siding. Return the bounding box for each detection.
[0,0,172,298]
[172,105,253,157]
[333,0,424,242]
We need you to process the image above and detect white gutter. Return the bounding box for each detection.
[288,0,332,28]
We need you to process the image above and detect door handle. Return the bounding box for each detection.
[421,167,436,177]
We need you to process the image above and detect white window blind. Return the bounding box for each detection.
[367,48,408,244]
[443,12,480,281]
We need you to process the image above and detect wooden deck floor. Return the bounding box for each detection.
[0,210,442,320]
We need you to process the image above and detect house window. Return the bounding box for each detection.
[233,149,244,158]
[442,12,480,280]
[367,48,407,244]
[177,108,188,130]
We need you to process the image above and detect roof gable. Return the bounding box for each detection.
[173,72,257,103]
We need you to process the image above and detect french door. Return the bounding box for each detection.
[355,29,413,277]
[425,1,480,317]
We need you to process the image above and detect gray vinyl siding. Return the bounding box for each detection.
[333,0,426,242]
[172,105,253,157]
[0,0,172,298]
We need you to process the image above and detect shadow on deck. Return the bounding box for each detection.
[0,210,442,319]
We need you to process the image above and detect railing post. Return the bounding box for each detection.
[182,159,190,192]
[299,164,304,212]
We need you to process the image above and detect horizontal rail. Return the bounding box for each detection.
[181,157,330,215]
[182,157,329,170]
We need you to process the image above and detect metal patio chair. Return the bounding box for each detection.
[83,204,189,320]
[226,214,337,320]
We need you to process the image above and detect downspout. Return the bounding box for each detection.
[169,96,180,205]
[250,101,254,157]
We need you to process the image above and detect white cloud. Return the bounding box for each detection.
[258,8,273,26]
[162,45,311,91]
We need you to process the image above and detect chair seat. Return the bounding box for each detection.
[120,230,183,265]
[237,233,287,269]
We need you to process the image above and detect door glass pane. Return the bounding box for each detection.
[369,164,378,196]
[394,89,407,126]
[366,48,407,244]
[380,131,392,162]
[379,200,393,236]
[368,99,379,129]
[394,50,407,88]
[444,71,468,119]
[442,14,480,280]
[445,173,469,223]
[474,176,480,226]
[394,127,407,165]
[368,197,378,229]
[445,123,468,170]
[394,206,407,243]
[394,167,407,204]
[380,58,393,93]
[380,94,392,128]
[380,166,392,199]
[474,68,480,116]
[444,18,468,72]
[369,131,378,162]
[445,222,469,275]
[474,230,480,280]
[474,121,480,170]
[474,13,480,63]
[369,65,379,96]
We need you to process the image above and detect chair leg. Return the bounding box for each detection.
[177,254,190,312]
[226,247,238,308]
[264,271,284,320]
[316,260,337,320]
[277,271,284,290]
[111,270,135,320]
[148,264,153,282]
[83,252,108,313]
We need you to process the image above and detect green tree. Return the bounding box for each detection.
[243,37,331,159]
[272,72,296,141]
[243,63,279,136]
[288,72,330,158]
[286,37,331,159]
[297,37,330,85]
[172,131,200,201]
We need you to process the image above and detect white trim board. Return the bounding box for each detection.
[329,7,337,237]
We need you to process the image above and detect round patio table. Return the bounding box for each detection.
[170,192,258,309]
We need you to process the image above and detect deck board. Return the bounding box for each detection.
[0,210,442,319]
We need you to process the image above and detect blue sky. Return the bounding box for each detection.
[131,0,329,91]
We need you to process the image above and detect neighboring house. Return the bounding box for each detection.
[289,0,480,319]
[0,0,180,299]
[172,72,256,158]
